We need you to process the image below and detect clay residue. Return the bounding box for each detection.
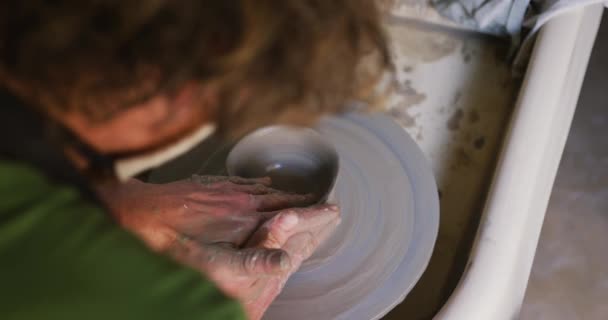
[395,79,411,94]
[378,0,427,11]
[391,78,427,108]
[452,91,462,105]
[468,109,480,123]
[401,93,426,109]
[473,136,486,150]
[446,108,464,131]
[388,25,460,64]
[464,131,472,141]
[461,40,475,64]
[447,146,473,170]
[386,77,425,128]
[389,107,417,127]
[402,65,414,73]
[453,147,473,169]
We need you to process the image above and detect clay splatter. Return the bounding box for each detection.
[453,91,463,105]
[473,136,486,150]
[464,53,471,63]
[389,107,417,127]
[392,78,427,108]
[461,40,476,64]
[469,109,480,123]
[464,131,472,141]
[447,108,464,131]
[403,65,414,73]
[387,25,460,64]
[396,80,415,95]
[455,147,473,168]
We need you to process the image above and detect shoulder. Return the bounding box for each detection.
[0,160,66,210]
[0,160,245,320]
[0,160,108,245]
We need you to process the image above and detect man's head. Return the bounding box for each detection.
[0,0,389,155]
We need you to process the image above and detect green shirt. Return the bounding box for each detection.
[0,161,245,320]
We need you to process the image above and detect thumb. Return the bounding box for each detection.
[205,244,292,276]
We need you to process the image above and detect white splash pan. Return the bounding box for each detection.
[264,113,439,320]
[435,5,603,320]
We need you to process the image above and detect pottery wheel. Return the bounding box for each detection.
[148,113,439,320]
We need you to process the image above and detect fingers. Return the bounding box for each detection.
[280,204,340,231]
[247,204,340,250]
[247,211,301,249]
[185,189,314,215]
[205,245,292,276]
[244,204,340,276]
[233,248,291,275]
[252,192,316,211]
[226,183,315,211]
[190,175,272,187]
[283,214,340,264]
[189,175,315,211]
[282,232,315,266]
[228,176,272,186]
[189,175,227,185]
[167,237,292,276]
[223,183,283,195]
[191,175,285,196]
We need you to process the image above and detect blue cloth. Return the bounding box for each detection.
[431,0,607,37]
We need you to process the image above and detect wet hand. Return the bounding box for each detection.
[96,176,339,320]
[169,204,341,320]
[96,175,314,251]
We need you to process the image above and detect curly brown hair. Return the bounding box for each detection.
[0,0,390,136]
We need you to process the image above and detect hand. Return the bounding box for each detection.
[96,175,314,251]
[169,204,341,320]
[96,176,340,320]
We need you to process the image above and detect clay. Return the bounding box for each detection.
[447,108,464,131]
[148,113,439,320]
[263,113,439,320]
[387,24,460,64]
[226,126,339,204]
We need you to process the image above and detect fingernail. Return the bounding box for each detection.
[278,213,298,231]
[326,205,339,211]
[270,251,290,271]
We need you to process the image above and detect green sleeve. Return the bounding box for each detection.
[0,161,245,320]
